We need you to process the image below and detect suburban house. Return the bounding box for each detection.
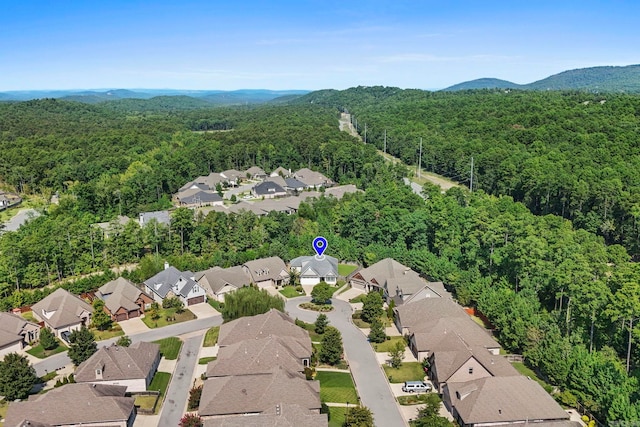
[205,403,328,427]
[293,168,333,188]
[284,177,308,193]
[199,367,322,419]
[96,277,153,321]
[195,266,250,302]
[206,335,309,378]
[324,184,361,199]
[31,288,93,339]
[264,174,287,189]
[289,255,339,285]
[443,376,573,427]
[143,263,206,306]
[138,210,171,227]
[192,172,225,190]
[427,334,517,392]
[220,169,245,186]
[242,256,289,288]
[93,215,132,238]
[252,181,287,199]
[218,310,311,358]
[349,258,426,297]
[270,166,291,178]
[0,312,40,357]
[200,309,323,424]
[75,342,161,392]
[245,166,267,180]
[5,383,136,427]
[394,298,501,360]
[174,188,223,208]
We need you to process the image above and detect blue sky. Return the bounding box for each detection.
[1,0,638,90]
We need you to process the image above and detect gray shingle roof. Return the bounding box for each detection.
[31,288,93,329]
[75,341,160,383]
[139,210,171,226]
[207,335,307,378]
[0,312,39,344]
[207,404,328,427]
[199,367,321,417]
[293,168,332,187]
[270,167,292,178]
[412,316,501,354]
[445,376,570,425]
[253,181,287,196]
[218,309,310,351]
[265,175,287,188]
[323,184,361,199]
[245,166,267,178]
[177,190,223,205]
[5,383,134,426]
[143,266,199,298]
[353,258,421,288]
[290,255,338,279]
[284,178,307,190]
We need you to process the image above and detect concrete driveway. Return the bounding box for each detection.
[118,317,149,335]
[189,302,220,319]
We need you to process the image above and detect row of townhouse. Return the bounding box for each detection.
[394,297,579,427]
[173,166,335,208]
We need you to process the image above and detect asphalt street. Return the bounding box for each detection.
[34,315,222,376]
[286,297,407,427]
[158,332,204,426]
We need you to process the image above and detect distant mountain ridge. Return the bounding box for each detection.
[444,64,640,92]
[0,89,309,105]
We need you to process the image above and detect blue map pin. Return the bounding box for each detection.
[313,236,328,258]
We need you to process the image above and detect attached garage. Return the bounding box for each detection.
[187,295,205,305]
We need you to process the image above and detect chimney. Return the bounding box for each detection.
[164,261,169,270]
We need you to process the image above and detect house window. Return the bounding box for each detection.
[468,367,473,374]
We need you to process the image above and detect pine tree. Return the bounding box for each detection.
[368,318,387,343]
[314,313,329,334]
[68,326,97,366]
[39,327,58,351]
[0,353,37,401]
[319,326,343,365]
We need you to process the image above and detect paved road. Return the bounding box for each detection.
[159,332,204,427]
[34,315,223,376]
[286,297,407,427]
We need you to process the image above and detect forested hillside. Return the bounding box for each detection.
[295,87,640,255]
[2,94,640,422]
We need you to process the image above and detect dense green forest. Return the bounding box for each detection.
[2,94,640,422]
[295,87,640,256]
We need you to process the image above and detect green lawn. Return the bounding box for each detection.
[316,371,359,404]
[199,356,217,365]
[142,308,196,328]
[383,362,425,383]
[279,286,305,298]
[348,294,367,303]
[372,336,406,353]
[295,319,323,342]
[203,326,220,347]
[398,393,431,405]
[149,371,171,395]
[154,337,182,360]
[90,324,124,341]
[328,406,347,427]
[207,298,224,312]
[0,400,8,423]
[512,361,552,391]
[26,340,67,359]
[338,264,358,276]
[21,311,37,322]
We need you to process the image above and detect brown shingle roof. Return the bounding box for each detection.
[206,403,328,427]
[242,257,288,284]
[207,336,307,378]
[394,297,467,331]
[411,316,501,355]
[31,288,93,329]
[199,367,321,417]
[97,277,149,314]
[75,341,160,383]
[218,309,310,351]
[196,266,250,295]
[445,376,570,424]
[354,258,421,289]
[5,383,134,426]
